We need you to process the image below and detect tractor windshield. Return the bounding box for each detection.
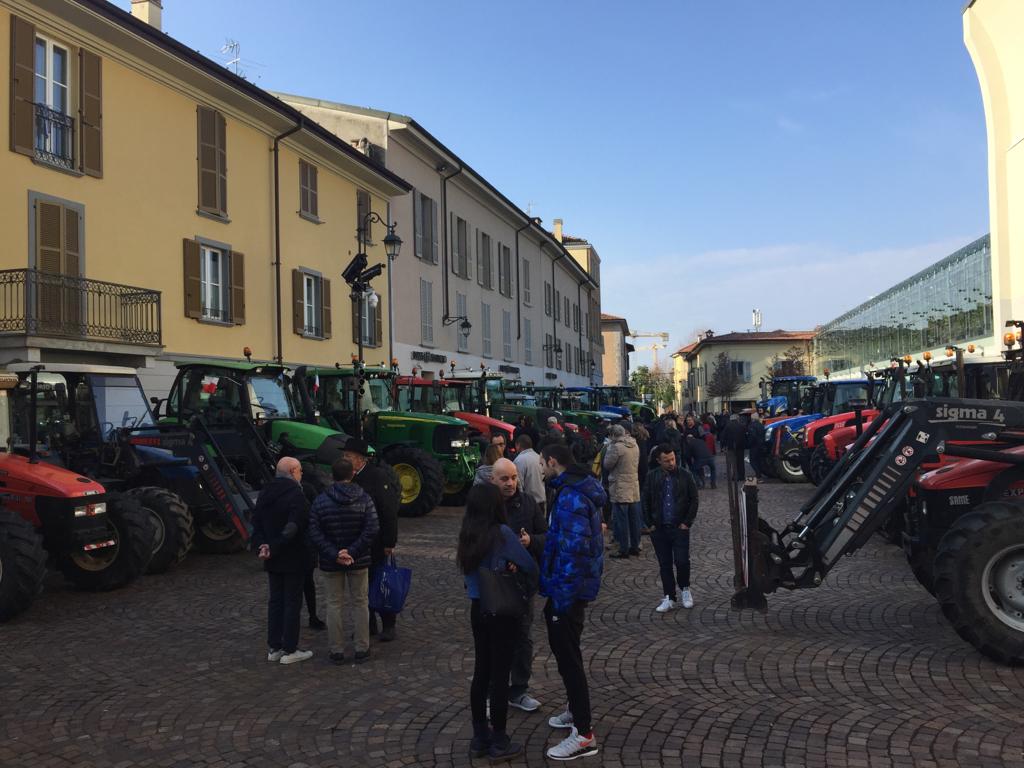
[88,375,154,435]
[831,383,870,412]
[247,374,298,420]
[398,383,439,413]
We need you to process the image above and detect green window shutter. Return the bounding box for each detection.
[322,277,332,339]
[229,251,245,325]
[9,15,35,157]
[182,239,202,318]
[78,49,103,177]
[292,268,304,335]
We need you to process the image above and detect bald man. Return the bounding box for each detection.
[491,457,548,713]
[251,457,314,665]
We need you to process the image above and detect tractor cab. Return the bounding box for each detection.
[396,376,515,456]
[596,385,656,422]
[758,375,818,419]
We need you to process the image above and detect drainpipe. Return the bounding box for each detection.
[439,162,463,321]
[513,218,533,340]
[273,118,303,364]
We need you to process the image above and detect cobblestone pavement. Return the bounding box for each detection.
[3,456,1023,768]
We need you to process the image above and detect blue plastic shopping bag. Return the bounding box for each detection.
[369,555,412,613]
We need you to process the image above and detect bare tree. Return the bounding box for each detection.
[767,344,810,378]
[707,351,741,403]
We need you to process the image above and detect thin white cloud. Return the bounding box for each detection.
[776,115,805,134]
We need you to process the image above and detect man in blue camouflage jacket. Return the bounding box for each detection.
[538,443,606,762]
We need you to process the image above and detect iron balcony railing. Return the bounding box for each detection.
[34,103,75,171]
[0,269,161,346]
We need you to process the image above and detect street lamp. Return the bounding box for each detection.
[543,340,563,369]
[443,314,472,341]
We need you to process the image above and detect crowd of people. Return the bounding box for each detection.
[250,407,765,762]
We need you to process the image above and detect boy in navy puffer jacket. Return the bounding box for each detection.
[538,444,606,762]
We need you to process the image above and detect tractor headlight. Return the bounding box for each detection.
[920,500,928,517]
[450,439,470,448]
[74,502,107,517]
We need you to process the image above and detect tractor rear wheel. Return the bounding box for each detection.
[808,444,834,486]
[933,501,1024,664]
[387,446,444,518]
[0,509,47,621]
[773,447,806,483]
[127,487,194,574]
[58,494,155,591]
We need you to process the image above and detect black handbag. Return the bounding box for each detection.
[477,565,531,618]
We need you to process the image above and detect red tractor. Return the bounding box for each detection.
[0,368,155,621]
[395,375,515,455]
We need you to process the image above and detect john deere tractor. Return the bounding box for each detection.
[294,365,477,513]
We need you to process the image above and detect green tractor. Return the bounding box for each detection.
[446,370,563,435]
[293,365,478,514]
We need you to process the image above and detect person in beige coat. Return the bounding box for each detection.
[602,424,642,559]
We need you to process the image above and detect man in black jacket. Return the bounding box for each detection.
[309,457,379,664]
[721,413,749,481]
[491,458,547,713]
[683,434,716,489]
[641,445,699,613]
[746,411,767,480]
[343,438,401,642]
[251,457,313,665]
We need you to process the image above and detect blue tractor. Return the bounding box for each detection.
[757,375,818,418]
[761,378,871,483]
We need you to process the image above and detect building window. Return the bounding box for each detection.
[454,216,469,277]
[200,245,228,322]
[555,290,561,321]
[523,259,532,305]
[564,297,570,328]
[419,278,433,344]
[414,191,438,263]
[33,35,72,168]
[498,244,512,297]
[730,361,752,382]
[478,231,492,289]
[299,159,318,220]
[573,303,579,331]
[544,281,552,316]
[565,341,572,374]
[481,302,492,358]
[359,296,379,346]
[197,106,227,218]
[303,273,320,335]
[585,311,590,340]
[357,189,373,244]
[456,292,469,353]
[502,310,513,361]
[524,318,533,365]
[546,333,554,368]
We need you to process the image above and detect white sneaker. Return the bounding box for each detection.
[279,649,313,665]
[655,595,675,613]
[509,693,541,712]
[548,709,574,729]
[267,649,284,662]
[680,588,694,609]
[546,726,599,761]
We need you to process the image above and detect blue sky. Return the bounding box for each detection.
[122,0,988,365]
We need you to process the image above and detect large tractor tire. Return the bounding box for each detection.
[0,509,47,621]
[933,501,1024,665]
[907,546,936,596]
[193,513,246,554]
[386,446,444,518]
[808,444,834,486]
[126,487,194,574]
[58,494,155,592]
[773,447,806,483]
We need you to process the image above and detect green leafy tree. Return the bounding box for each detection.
[707,351,741,402]
[630,365,674,412]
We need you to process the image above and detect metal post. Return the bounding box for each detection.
[728,456,767,610]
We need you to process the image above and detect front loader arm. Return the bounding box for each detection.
[737,398,1024,600]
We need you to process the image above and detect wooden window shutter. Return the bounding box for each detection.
[298,160,309,214]
[36,201,63,275]
[291,268,304,334]
[78,49,103,177]
[229,251,245,325]
[374,299,383,346]
[9,15,35,157]
[413,192,423,258]
[351,294,360,344]
[197,107,218,214]
[63,207,81,277]
[322,278,332,339]
[357,189,371,242]
[182,239,202,318]
[216,111,227,214]
[430,198,439,263]
[308,164,318,217]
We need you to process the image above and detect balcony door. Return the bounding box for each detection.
[33,198,83,336]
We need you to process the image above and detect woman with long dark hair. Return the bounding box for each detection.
[458,483,537,762]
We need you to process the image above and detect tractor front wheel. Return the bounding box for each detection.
[126,487,194,574]
[933,501,1024,664]
[387,446,444,518]
[0,509,47,621]
[808,444,834,486]
[58,494,155,592]
[773,447,806,483]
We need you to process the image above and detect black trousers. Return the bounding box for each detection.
[650,525,691,595]
[303,566,318,619]
[544,599,592,734]
[267,571,304,653]
[470,600,519,734]
[730,449,746,481]
[508,595,535,699]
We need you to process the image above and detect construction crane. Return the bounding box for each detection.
[628,330,670,371]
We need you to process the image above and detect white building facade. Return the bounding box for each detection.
[277,94,602,386]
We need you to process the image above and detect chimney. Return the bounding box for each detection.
[553,218,563,243]
[131,0,163,30]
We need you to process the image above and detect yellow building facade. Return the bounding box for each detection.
[0,0,408,394]
[964,0,1024,333]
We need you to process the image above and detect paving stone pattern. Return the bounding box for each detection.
[2,456,1023,767]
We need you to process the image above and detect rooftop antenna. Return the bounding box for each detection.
[752,308,763,333]
[221,39,243,78]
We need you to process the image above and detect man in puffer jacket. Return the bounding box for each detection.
[309,457,379,665]
[538,443,606,762]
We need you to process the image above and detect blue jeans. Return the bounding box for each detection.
[650,525,691,596]
[612,501,642,555]
[691,458,716,487]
